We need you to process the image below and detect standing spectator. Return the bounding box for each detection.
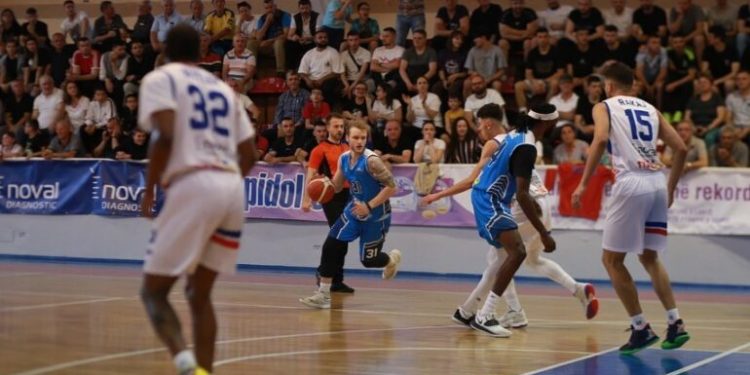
[273,71,310,130]
[431,0,470,51]
[120,94,139,133]
[554,123,589,164]
[663,34,698,123]
[131,0,154,46]
[374,119,413,164]
[22,38,51,92]
[444,117,481,164]
[499,0,539,60]
[302,88,331,131]
[601,25,636,67]
[549,75,579,127]
[603,0,634,41]
[186,0,206,33]
[433,30,468,101]
[59,80,90,132]
[49,33,74,87]
[298,30,343,109]
[391,0,426,47]
[567,28,605,89]
[516,28,563,113]
[537,0,574,43]
[99,39,129,107]
[725,70,750,142]
[573,75,603,140]
[463,33,507,96]
[0,40,24,87]
[250,0,290,77]
[661,121,708,172]
[686,73,727,146]
[413,121,445,163]
[398,29,437,95]
[0,132,23,158]
[22,7,49,46]
[43,118,84,159]
[22,120,50,157]
[463,74,505,129]
[468,0,503,43]
[321,0,353,50]
[69,37,101,97]
[204,0,235,56]
[124,41,154,96]
[197,32,222,76]
[93,1,127,53]
[348,2,380,51]
[703,26,740,93]
[264,117,304,164]
[0,9,23,43]
[370,27,403,88]
[635,34,668,105]
[222,34,256,91]
[369,82,402,128]
[404,76,442,129]
[706,0,737,42]
[709,126,749,166]
[565,0,606,43]
[115,127,149,160]
[287,0,319,74]
[60,0,90,44]
[340,31,372,97]
[3,80,32,138]
[31,76,63,136]
[668,0,706,64]
[150,0,183,53]
[237,1,257,40]
[631,0,668,43]
[93,116,128,158]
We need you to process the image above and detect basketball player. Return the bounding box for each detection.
[301,113,354,293]
[139,25,258,375]
[422,103,598,330]
[572,62,690,354]
[299,121,402,309]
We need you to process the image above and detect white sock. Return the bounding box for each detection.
[631,314,648,330]
[525,251,578,293]
[502,279,523,312]
[460,247,502,314]
[173,350,196,373]
[667,308,680,324]
[479,291,502,319]
[319,282,331,294]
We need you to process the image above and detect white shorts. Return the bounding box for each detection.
[512,195,552,256]
[602,173,668,254]
[144,170,245,276]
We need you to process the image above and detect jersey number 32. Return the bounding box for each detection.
[188,84,230,137]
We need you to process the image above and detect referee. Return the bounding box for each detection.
[302,113,354,293]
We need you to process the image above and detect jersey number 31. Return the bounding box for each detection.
[625,109,653,141]
[188,84,229,136]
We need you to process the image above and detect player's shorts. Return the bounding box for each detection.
[512,194,552,254]
[144,170,245,276]
[330,210,391,263]
[472,189,518,248]
[602,172,668,254]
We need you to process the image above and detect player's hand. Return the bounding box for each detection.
[351,201,370,217]
[541,232,556,253]
[571,184,585,210]
[301,197,312,212]
[141,190,155,218]
[420,193,439,206]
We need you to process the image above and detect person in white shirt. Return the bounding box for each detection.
[404,76,442,129]
[222,34,256,91]
[603,0,634,40]
[370,27,404,87]
[369,82,402,128]
[464,74,506,129]
[59,81,91,132]
[60,0,90,43]
[32,76,64,135]
[413,121,446,163]
[340,30,372,97]
[298,29,344,108]
[537,0,574,42]
[549,75,579,127]
[237,1,257,39]
[85,87,117,129]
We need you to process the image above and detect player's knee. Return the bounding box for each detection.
[638,252,658,267]
[361,257,380,268]
[508,242,527,263]
[601,253,623,270]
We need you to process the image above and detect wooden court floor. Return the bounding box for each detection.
[1,261,749,375]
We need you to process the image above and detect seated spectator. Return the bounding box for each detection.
[398,29,438,95]
[22,7,50,46]
[0,9,23,43]
[403,76,442,130]
[21,38,51,92]
[564,0,605,43]
[120,94,138,133]
[537,0,573,43]
[516,27,563,113]
[273,71,310,131]
[464,74,506,129]
[43,118,84,159]
[151,0,183,53]
[93,117,128,158]
[602,0,634,41]
[264,117,303,164]
[130,1,154,46]
[3,80,33,138]
[413,121,445,163]
[549,75,579,128]
[124,41,154,96]
[635,35,668,105]
[443,94,465,139]
[298,30,343,108]
[254,123,269,159]
[203,0,235,56]
[601,25,636,67]
[59,80,90,132]
[32,76,63,136]
[49,33,75,87]
[302,88,331,132]
[703,25,739,93]
[340,31,372,98]
[370,27,403,89]
[709,125,749,166]
[661,121,708,173]
[227,78,260,120]
[725,70,750,142]
[668,0,705,64]
[685,73,726,146]
[374,119,412,164]
[320,0,352,51]
[60,0,90,44]
[464,33,506,96]
[631,0,668,43]
[706,0,738,46]
[237,1,258,40]
[99,39,129,107]
[249,0,290,77]
[663,34,697,123]
[431,0,469,51]
[0,40,24,87]
[554,124,589,164]
[186,0,205,33]
[222,34,256,92]
[573,75,603,141]
[93,1,127,53]
[369,82,402,129]
[468,0,503,43]
[115,127,149,160]
[69,37,101,97]
[348,2,380,51]
[197,32,222,77]
[342,82,370,122]
[286,0,318,69]
[433,30,468,102]
[298,120,327,164]
[499,0,539,59]
[567,27,605,89]
[22,120,50,157]
[82,87,116,154]
[0,132,22,158]
[445,117,481,164]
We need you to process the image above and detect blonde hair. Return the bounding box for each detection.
[347,119,371,136]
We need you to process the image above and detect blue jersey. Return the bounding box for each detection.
[340,149,390,221]
[473,131,535,206]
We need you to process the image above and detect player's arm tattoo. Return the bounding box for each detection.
[367,156,396,188]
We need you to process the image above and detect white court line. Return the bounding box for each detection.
[0,272,41,278]
[665,341,750,375]
[520,347,620,375]
[0,297,125,312]
[0,290,113,299]
[214,346,593,367]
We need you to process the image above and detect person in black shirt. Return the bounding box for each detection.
[264,118,304,164]
[0,9,24,43]
[120,94,139,134]
[739,3,750,59]
[601,25,636,68]
[663,34,697,118]
[115,127,149,160]
[631,0,668,43]
[573,75,604,142]
[49,33,74,87]
[499,0,539,58]
[433,30,468,103]
[703,25,739,93]
[567,28,605,89]
[21,7,49,46]
[299,120,327,162]
[1,40,23,85]
[431,0,470,51]
[374,119,413,164]
[516,28,563,112]
[3,80,33,139]
[21,38,52,89]
[124,41,154,95]
[130,1,154,45]
[565,0,605,42]
[93,1,128,53]
[22,119,50,156]
[94,117,129,159]
[469,0,503,43]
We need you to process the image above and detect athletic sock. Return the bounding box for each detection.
[667,308,680,325]
[478,291,501,319]
[319,282,331,294]
[631,314,648,330]
[502,280,523,312]
[173,350,196,374]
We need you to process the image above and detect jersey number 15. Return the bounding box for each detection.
[188,84,230,136]
[625,109,653,141]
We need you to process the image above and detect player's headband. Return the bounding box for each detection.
[528,109,559,121]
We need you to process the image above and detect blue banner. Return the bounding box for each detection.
[0,160,94,214]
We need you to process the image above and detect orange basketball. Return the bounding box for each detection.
[307,178,335,204]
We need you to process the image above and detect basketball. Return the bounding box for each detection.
[307,178,335,204]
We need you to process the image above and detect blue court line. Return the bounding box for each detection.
[529,348,750,375]
[1,253,749,293]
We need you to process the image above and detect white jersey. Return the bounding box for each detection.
[603,95,662,177]
[139,63,254,185]
[496,131,547,198]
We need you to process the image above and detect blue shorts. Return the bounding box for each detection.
[472,189,518,248]
[330,211,391,262]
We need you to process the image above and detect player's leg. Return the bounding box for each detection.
[140,274,188,362]
[359,217,400,279]
[454,246,499,326]
[185,265,219,373]
[320,190,352,292]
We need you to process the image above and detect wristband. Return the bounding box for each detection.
[365,201,373,212]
